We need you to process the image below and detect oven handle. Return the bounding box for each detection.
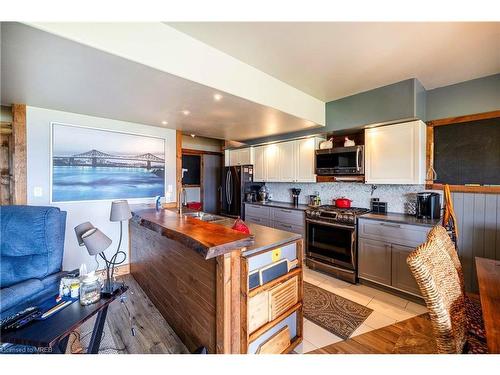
[356,147,361,172]
[306,219,355,230]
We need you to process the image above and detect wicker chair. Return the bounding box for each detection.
[426,226,486,342]
[407,227,487,354]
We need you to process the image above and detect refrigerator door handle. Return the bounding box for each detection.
[228,171,232,205]
[226,170,231,205]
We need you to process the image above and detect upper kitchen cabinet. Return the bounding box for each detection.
[295,137,323,182]
[253,137,323,183]
[365,120,426,184]
[227,147,254,166]
[325,79,426,132]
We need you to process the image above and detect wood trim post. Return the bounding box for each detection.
[175,130,183,207]
[11,104,27,205]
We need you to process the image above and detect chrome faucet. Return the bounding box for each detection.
[178,187,186,214]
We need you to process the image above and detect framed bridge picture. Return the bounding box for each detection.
[51,122,165,202]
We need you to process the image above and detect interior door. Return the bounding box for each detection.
[202,154,222,214]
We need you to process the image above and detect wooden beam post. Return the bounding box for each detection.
[176,130,182,206]
[11,104,27,205]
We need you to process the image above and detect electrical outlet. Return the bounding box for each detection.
[33,187,43,197]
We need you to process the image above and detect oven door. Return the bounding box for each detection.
[315,145,364,175]
[306,219,356,271]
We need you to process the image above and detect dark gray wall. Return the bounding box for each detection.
[426,74,500,121]
[325,78,421,131]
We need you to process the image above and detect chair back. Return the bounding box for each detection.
[427,225,465,294]
[407,227,467,353]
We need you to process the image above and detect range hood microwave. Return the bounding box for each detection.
[315,145,364,176]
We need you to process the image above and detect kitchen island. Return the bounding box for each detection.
[129,205,304,354]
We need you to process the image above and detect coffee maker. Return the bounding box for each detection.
[416,192,441,219]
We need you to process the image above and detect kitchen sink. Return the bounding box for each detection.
[183,211,226,223]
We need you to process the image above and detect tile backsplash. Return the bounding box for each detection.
[265,182,441,214]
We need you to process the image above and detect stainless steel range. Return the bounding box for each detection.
[305,205,370,283]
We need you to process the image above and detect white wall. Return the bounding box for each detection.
[182,134,222,153]
[26,106,177,271]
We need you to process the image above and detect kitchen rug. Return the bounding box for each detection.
[303,282,373,340]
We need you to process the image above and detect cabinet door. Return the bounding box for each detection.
[265,144,280,182]
[296,138,316,182]
[391,244,421,296]
[239,147,253,165]
[253,146,266,182]
[277,141,296,182]
[358,238,392,285]
[365,120,426,184]
[229,149,239,166]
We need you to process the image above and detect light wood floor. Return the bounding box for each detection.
[308,314,437,354]
[106,274,188,354]
[105,274,436,354]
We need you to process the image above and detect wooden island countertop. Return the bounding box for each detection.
[130,205,255,259]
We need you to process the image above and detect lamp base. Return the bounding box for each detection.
[101,280,125,297]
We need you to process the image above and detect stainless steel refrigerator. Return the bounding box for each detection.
[221,165,259,219]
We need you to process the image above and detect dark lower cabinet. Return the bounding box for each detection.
[358,238,422,296]
[391,244,421,296]
[358,238,392,285]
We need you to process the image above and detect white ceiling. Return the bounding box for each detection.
[168,22,500,101]
[0,23,320,141]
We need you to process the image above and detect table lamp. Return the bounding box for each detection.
[74,200,131,296]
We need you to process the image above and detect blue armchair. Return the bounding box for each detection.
[0,205,67,315]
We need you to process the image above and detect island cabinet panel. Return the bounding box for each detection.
[130,221,217,353]
[242,239,304,354]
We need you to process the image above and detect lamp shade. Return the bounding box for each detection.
[74,222,95,246]
[81,228,112,256]
[110,200,132,222]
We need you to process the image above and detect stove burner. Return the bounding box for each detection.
[306,205,370,225]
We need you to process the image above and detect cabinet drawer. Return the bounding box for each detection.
[246,215,270,227]
[245,204,271,219]
[358,218,429,246]
[273,221,304,235]
[271,207,305,226]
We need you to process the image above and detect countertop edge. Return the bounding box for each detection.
[131,210,254,260]
[359,212,441,228]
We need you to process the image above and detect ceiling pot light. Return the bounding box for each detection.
[213,93,223,101]
[182,110,190,116]
[161,120,168,125]
[190,134,196,138]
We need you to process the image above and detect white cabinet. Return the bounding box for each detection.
[251,137,322,183]
[277,141,295,181]
[224,149,230,167]
[253,146,266,182]
[227,147,254,166]
[295,137,321,182]
[365,120,426,184]
[265,144,280,181]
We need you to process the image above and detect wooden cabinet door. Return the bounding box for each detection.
[358,238,392,285]
[265,144,280,182]
[365,120,426,184]
[253,146,266,181]
[277,141,296,182]
[391,243,421,296]
[295,138,316,182]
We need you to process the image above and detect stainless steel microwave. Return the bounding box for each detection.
[315,145,364,175]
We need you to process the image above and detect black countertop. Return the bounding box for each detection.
[359,212,441,228]
[244,200,310,211]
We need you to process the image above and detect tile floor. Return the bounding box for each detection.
[294,267,428,354]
